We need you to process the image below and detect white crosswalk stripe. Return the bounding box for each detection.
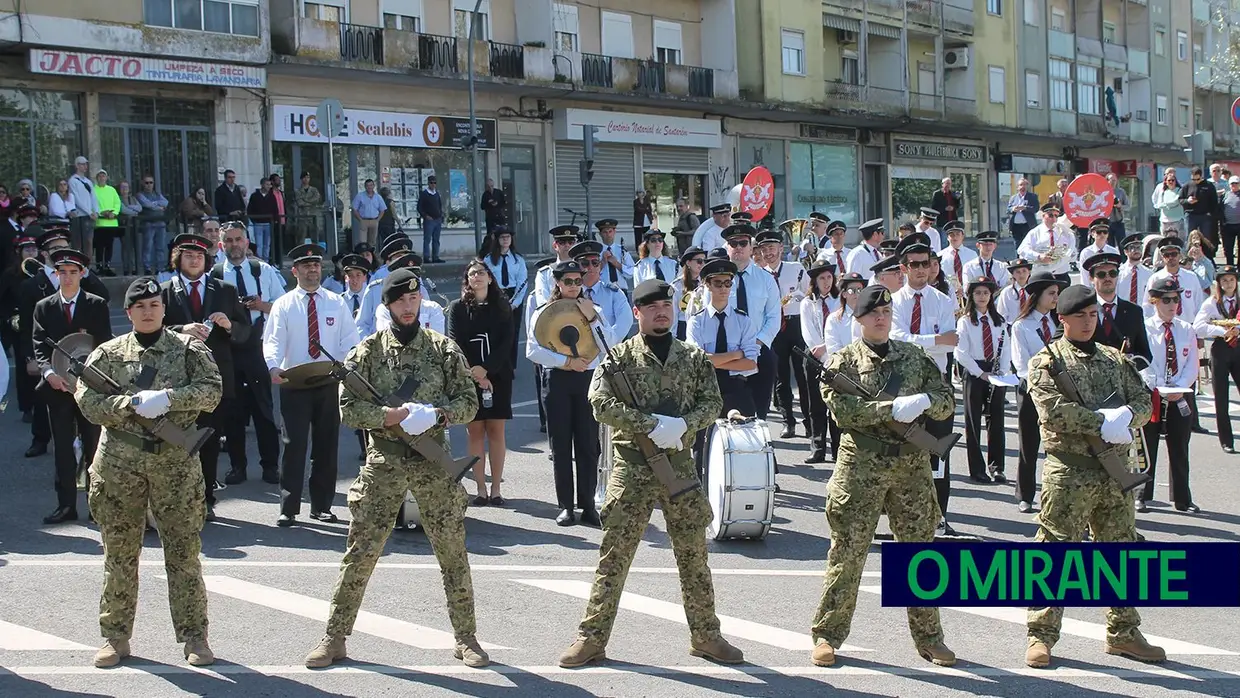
[0,620,92,651]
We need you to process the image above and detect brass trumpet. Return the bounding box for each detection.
[1209,319,1240,328]
[778,218,815,270]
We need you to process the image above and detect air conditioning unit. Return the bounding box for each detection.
[944,48,969,70]
[837,29,858,44]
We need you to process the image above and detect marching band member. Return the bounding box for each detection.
[822,272,866,461]
[1010,270,1068,512]
[527,260,615,526]
[895,222,915,242]
[633,229,678,284]
[846,219,886,282]
[1085,253,1151,362]
[1117,233,1154,304]
[531,225,583,433]
[1077,218,1119,275]
[871,255,903,293]
[915,207,943,253]
[1144,237,1204,320]
[691,203,731,252]
[573,240,633,339]
[720,221,781,421]
[1140,278,1200,514]
[954,276,1011,483]
[798,260,837,463]
[760,229,811,438]
[938,222,977,298]
[889,233,958,533]
[1194,265,1240,452]
[817,217,850,274]
[996,258,1032,323]
[961,230,1009,286]
[671,245,706,340]
[1017,203,1076,282]
[336,253,370,458]
[595,219,635,293]
[481,226,528,368]
[356,233,416,337]
[373,255,446,335]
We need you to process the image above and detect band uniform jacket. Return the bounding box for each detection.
[18,269,109,366]
[161,276,252,399]
[31,291,113,393]
[1092,298,1152,364]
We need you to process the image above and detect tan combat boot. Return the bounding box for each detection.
[916,641,956,667]
[1106,631,1166,663]
[454,636,490,668]
[690,636,744,664]
[93,639,130,668]
[1026,640,1052,668]
[811,640,836,667]
[558,637,606,668]
[184,638,214,666]
[304,635,347,669]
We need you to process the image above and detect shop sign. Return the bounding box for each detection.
[1085,158,1118,175]
[554,108,721,149]
[892,138,987,164]
[272,105,496,150]
[797,124,857,142]
[28,49,265,88]
[1115,160,1138,177]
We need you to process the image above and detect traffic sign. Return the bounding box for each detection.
[1231,97,1240,127]
[314,98,345,139]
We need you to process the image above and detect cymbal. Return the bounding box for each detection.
[533,299,599,363]
[279,360,339,390]
[51,332,96,393]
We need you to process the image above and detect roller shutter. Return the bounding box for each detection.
[639,146,709,174]
[554,141,636,237]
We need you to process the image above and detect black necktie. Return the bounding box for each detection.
[715,310,728,353]
[655,260,665,281]
[735,268,748,314]
[501,255,510,286]
[351,293,360,316]
[609,247,618,283]
[233,265,246,297]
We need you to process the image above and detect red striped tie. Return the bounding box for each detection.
[982,319,994,361]
[911,293,923,334]
[307,292,321,358]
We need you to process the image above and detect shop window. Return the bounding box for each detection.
[738,138,786,224]
[389,147,487,230]
[553,3,580,52]
[0,90,82,197]
[642,173,705,236]
[788,142,859,223]
[98,95,214,209]
[144,0,259,36]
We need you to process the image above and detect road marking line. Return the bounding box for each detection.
[196,575,510,651]
[0,621,93,651]
[858,585,1238,656]
[511,399,539,408]
[513,578,871,653]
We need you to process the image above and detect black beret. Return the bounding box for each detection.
[388,252,423,271]
[722,224,756,240]
[339,254,370,273]
[754,230,782,246]
[1089,217,1111,232]
[1119,233,1145,249]
[1057,284,1098,316]
[976,230,999,243]
[379,235,414,261]
[709,203,731,214]
[895,232,932,258]
[701,258,738,278]
[570,240,604,258]
[632,279,674,306]
[125,276,162,308]
[808,211,829,222]
[288,242,324,264]
[807,258,835,278]
[50,248,89,269]
[37,228,69,249]
[854,284,893,318]
[594,218,618,230]
[171,232,212,251]
[1082,252,1124,272]
[1148,277,1182,296]
[1217,264,1240,279]
[553,260,583,277]
[859,218,885,237]
[550,224,581,240]
[1006,258,1033,271]
[381,268,421,304]
[679,245,705,263]
[870,255,901,274]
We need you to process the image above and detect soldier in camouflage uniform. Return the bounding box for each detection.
[811,284,956,668]
[559,279,744,668]
[305,268,486,669]
[76,277,223,668]
[1024,284,1164,668]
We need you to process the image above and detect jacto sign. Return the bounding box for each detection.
[28,49,266,89]
[554,108,721,149]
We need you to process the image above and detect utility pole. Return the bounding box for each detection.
[466,0,485,252]
[581,125,596,238]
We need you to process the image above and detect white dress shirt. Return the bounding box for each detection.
[798,294,840,353]
[995,283,1028,324]
[819,244,851,276]
[217,257,288,324]
[1143,268,1204,321]
[483,252,529,308]
[532,260,566,308]
[954,313,1013,377]
[1145,315,1198,389]
[890,284,956,372]
[599,241,635,289]
[633,256,679,286]
[846,242,884,281]
[1018,223,1077,276]
[823,304,860,354]
[691,218,725,251]
[526,302,613,371]
[1011,311,1056,379]
[915,224,943,253]
[764,261,810,317]
[962,256,1010,287]
[1117,262,1153,305]
[374,299,446,336]
[262,286,360,370]
[42,290,80,380]
[1077,243,1119,273]
[940,245,979,287]
[1194,294,1239,339]
[729,261,782,347]
[686,304,759,377]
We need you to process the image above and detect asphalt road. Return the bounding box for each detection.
[2,310,1240,697]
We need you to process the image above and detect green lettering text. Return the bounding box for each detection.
[1092,549,1127,601]
[1058,550,1090,601]
[962,550,1005,601]
[1159,550,1188,601]
[909,551,949,601]
[1129,550,1158,600]
[1024,550,1055,601]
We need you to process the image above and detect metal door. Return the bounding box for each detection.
[501,144,539,252]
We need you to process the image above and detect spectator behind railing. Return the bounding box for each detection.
[16,179,43,216]
[119,180,142,276]
[247,177,279,262]
[47,179,75,221]
[137,176,171,276]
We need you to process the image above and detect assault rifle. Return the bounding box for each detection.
[313,342,476,483]
[795,346,959,460]
[50,340,214,456]
[1046,347,1151,493]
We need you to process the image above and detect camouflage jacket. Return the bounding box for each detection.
[822,339,953,444]
[1028,338,1152,457]
[589,335,722,469]
[76,329,222,437]
[339,326,478,458]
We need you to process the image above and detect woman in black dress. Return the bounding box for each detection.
[446,260,515,505]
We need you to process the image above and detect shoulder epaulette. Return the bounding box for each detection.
[692,307,708,316]
[734,308,748,316]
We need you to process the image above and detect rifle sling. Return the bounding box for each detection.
[107,428,171,454]
[846,430,923,457]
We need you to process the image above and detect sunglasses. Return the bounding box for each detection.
[221,221,246,231]
[560,277,584,286]
[1161,250,1181,257]
[143,180,154,185]
[1091,269,1119,279]
[577,258,602,267]
[708,279,734,288]
[905,260,933,269]
[726,239,750,248]
[647,237,664,244]
[842,287,861,295]
[1156,295,1180,305]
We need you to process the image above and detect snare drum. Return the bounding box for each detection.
[595,424,613,510]
[397,490,421,529]
[706,416,776,540]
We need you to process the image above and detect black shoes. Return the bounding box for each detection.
[989,469,1008,484]
[805,452,826,464]
[1176,504,1201,514]
[223,468,246,485]
[780,425,796,439]
[276,514,295,527]
[43,506,77,524]
[555,509,576,526]
[309,510,339,523]
[25,441,47,458]
[1136,500,1149,513]
[579,509,601,527]
[970,474,993,483]
[204,503,216,522]
[472,496,489,506]
[261,469,280,485]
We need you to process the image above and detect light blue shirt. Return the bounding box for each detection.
[686,304,759,376]
[729,261,781,347]
[533,263,559,307]
[216,258,289,324]
[483,252,529,308]
[583,279,633,339]
[351,191,387,219]
[355,277,385,337]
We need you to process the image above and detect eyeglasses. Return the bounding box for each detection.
[708,279,734,288]
[467,269,489,278]
[905,260,933,269]
[726,239,750,248]
[1092,269,1120,279]
[19,186,29,191]
[1161,250,1181,258]
[688,257,706,264]
[1157,295,1180,305]
[578,258,602,267]
[560,277,584,286]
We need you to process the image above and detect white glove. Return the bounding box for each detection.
[1139,368,1157,390]
[890,393,931,423]
[647,416,680,450]
[1098,406,1134,444]
[661,416,688,444]
[399,403,438,436]
[132,389,171,418]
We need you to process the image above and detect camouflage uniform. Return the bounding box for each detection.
[1026,339,1152,647]
[76,330,222,642]
[812,339,953,650]
[578,335,723,645]
[326,327,480,641]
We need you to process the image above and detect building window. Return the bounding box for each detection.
[788,142,859,222]
[1180,99,1191,128]
[553,3,579,52]
[987,0,1001,15]
[1077,64,1100,115]
[988,66,1005,103]
[0,89,83,195]
[1050,8,1065,31]
[1193,41,1203,64]
[781,29,805,75]
[1026,70,1041,108]
[145,0,260,36]
[653,20,683,65]
[1049,59,1073,111]
[1023,0,1037,26]
[453,0,491,41]
[1177,31,1188,61]
[601,11,634,58]
[302,0,345,23]
[1155,28,1166,56]
[1195,108,1203,131]
[1103,22,1116,44]
[841,50,859,85]
[382,0,422,31]
[1156,94,1167,125]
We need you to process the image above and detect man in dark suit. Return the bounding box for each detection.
[1084,252,1152,363]
[160,232,252,521]
[32,247,113,524]
[930,178,962,229]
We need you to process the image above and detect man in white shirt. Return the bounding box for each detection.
[1116,233,1153,305]
[594,219,635,292]
[962,230,1009,287]
[723,222,781,423]
[1076,218,1119,279]
[1140,277,1199,514]
[68,155,99,256]
[691,203,731,252]
[938,221,978,300]
[816,218,850,274]
[888,232,959,534]
[915,207,943,253]
[1017,203,1076,281]
[357,235,418,337]
[846,219,886,281]
[263,243,360,527]
[1144,237,1204,321]
[757,230,811,438]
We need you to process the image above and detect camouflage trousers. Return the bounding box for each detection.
[1027,454,1142,647]
[578,460,721,646]
[811,436,944,649]
[88,435,208,642]
[326,454,476,641]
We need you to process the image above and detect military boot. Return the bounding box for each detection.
[690,636,744,664]
[305,635,347,668]
[1025,640,1052,668]
[1106,632,1166,663]
[454,636,490,667]
[558,637,606,668]
[811,640,836,667]
[93,639,130,668]
[916,641,956,667]
[184,638,214,666]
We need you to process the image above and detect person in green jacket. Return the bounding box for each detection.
[93,170,122,276]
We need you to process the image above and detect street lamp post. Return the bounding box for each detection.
[466,0,485,253]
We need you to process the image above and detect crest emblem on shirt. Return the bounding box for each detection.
[1183,348,1190,356]
[326,316,335,326]
[1185,290,1192,298]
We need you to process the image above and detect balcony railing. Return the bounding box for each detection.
[687,66,714,98]
[340,23,383,65]
[825,81,906,116]
[417,33,459,73]
[489,41,524,79]
[826,79,864,102]
[635,60,667,94]
[581,52,614,88]
[944,96,976,119]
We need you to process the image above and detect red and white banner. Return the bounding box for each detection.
[29,49,266,89]
[1063,173,1115,228]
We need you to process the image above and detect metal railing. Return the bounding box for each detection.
[826,79,864,102]
[635,60,666,94]
[417,33,459,72]
[489,41,525,79]
[687,66,714,98]
[944,96,976,118]
[339,23,384,65]
[581,52,613,88]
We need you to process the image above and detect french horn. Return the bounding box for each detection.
[778,218,816,271]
